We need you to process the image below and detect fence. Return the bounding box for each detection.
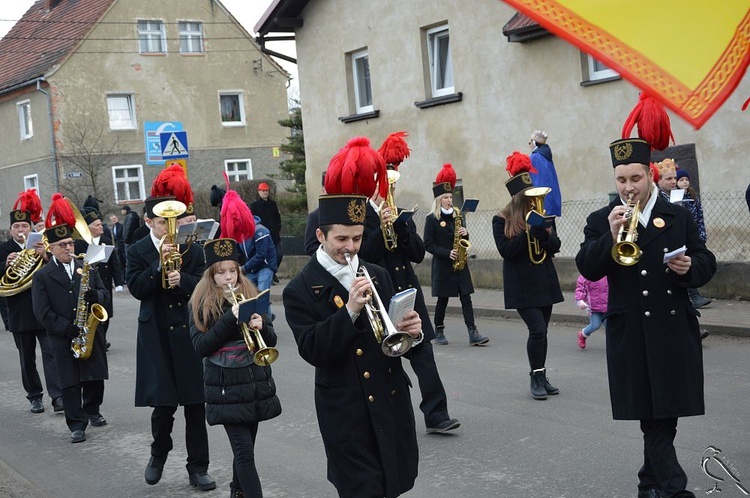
[411,191,749,262]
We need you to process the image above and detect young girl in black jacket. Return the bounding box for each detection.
[190,238,281,498]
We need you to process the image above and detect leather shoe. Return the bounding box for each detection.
[189,472,217,491]
[89,414,107,427]
[30,398,44,414]
[52,397,64,413]
[70,429,86,443]
[692,296,712,309]
[145,456,166,485]
[426,418,461,434]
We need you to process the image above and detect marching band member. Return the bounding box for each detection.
[576,95,716,498]
[32,194,110,443]
[0,190,62,414]
[283,137,421,498]
[357,131,459,434]
[126,165,215,491]
[423,164,488,346]
[190,237,281,498]
[492,152,563,400]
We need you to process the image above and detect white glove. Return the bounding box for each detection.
[576,300,588,310]
[115,286,124,293]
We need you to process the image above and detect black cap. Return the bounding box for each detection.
[610,138,651,167]
[432,182,453,198]
[210,185,226,207]
[83,210,99,225]
[318,195,367,226]
[203,238,238,267]
[505,172,534,196]
[46,224,73,244]
[9,210,31,226]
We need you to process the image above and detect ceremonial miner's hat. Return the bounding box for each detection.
[432,163,457,198]
[9,189,41,226]
[504,151,537,197]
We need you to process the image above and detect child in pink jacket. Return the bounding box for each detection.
[574,275,608,349]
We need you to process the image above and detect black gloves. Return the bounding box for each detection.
[529,226,550,242]
[64,322,80,339]
[84,289,99,304]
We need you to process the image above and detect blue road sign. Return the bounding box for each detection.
[160,131,189,159]
[144,121,183,165]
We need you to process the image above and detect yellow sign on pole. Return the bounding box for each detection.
[272,147,280,158]
[165,159,188,177]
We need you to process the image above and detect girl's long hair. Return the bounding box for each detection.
[190,260,259,332]
[432,194,450,219]
[500,192,528,239]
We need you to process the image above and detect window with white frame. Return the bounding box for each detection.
[585,54,619,82]
[224,159,252,182]
[351,49,373,114]
[137,20,166,54]
[23,174,39,199]
[112,165,145,202]
[220,92,245,125]
[107,94,136,130]
[427,25,454,97]
[179,21,204,53]
[17,100,33,139]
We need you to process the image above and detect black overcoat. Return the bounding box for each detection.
[32,258,110,388]
[576,195,716,420]
[492,216,564,309]
[126,235,206,407]
[423,211,474,297]
[282,257,418,498]
[75,234,124,317]
[359,203,435,341]
[0,238,46,332]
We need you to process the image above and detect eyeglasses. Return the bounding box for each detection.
[54,241,75,248]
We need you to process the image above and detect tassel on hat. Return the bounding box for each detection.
[151,164,194,214]
[432,163,457,198]
[13,189,43,223]
[505,151,537,177]
[622,93,675,151]
[324,136,388,199]
[45,193,75,229]
[377,131,410,170]
[219,173,255,243]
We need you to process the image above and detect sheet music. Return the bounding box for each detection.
[670,189,686,203]
[25,232,42,249]
[175,219,219,244]
[388,288,417,325]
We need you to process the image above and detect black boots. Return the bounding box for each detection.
[530,368,559,400]
[468,325,489,346]
[434,325,448,345]
[688,287,712,308]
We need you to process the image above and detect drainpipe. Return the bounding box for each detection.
[36,78,60,192]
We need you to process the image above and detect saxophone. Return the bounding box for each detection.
[70,258,109,360]
[0,233,44,297]
[452,207,471,271]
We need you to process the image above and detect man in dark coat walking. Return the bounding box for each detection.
[109,214,126,277]
[250,182,282,281]
[576,137,716,498]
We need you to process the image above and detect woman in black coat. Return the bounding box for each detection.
[190,238,281,498]
[492,153,563,400]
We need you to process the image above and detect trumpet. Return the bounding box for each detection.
[225,284,279,366]
[379,169,400,251]
[612,193,642,266]
[152,200,186,289]
[345,253,414,357]
[525,186,552,265]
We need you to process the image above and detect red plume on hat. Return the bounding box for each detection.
[434,163,457,189]
[650,163,660,183]
[622,93,675,151]
[505,151,537,177]
[151,164,194,207]
[377,131,410,170]
[219,173,255,243]
[45,193,75,229]
[742,97,749,111]
[13,189,43,223]
[324,136,388,199]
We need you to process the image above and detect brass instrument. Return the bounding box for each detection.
[70,255,109,360]
[225,284,279,366]
[0,233,44,297]
[345,253,414,357]
[612,193,642,266]
[524,186,552,265]
[452,207,471,271]
[379,169,400,251]
[152,200,186,289]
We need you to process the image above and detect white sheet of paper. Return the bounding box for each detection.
[85,244,106,264]
[388,288,417,325]
[102,245,115,263]
[663,245,687,263]
[670,189,685,203]
[25,231,42,249]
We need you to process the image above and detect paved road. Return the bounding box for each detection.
[0,293,748,497]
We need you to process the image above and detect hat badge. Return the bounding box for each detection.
[614,142,634,161]
[347,199,366,224]
[213,240,233,258]
[522,173,533,185]
[54,226,68,237]
[13,211,25,221]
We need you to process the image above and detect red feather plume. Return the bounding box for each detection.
[377,131,410,170]
[505,152,537,177]
[45,193,75,229]
[742,97,750,111]
[151,164,194,206]
[434,163,457,189]
[324,137,388,199]
[13,189,43,223]
[622,93,675,151]
[650,163,660,183]
[219,173,255,243]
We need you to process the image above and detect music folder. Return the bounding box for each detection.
[25,232,43,249]
[461,198,480,213]
[526,210,555,228]
[175,219,219,245]
[388,288,416,325]
[395,205,419,224]
[238,289,271,323]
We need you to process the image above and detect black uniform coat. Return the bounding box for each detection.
[126,235,206,407]
[576,195,716,420]
[423,211,474,297]
[190,305,281,426]
[32,257,110,388]
[75,234,124,317]
[250,197,282,244]
[283,257,418,498]
[359,203,435,341]
[492,216,564,310]
[0,238,45,332]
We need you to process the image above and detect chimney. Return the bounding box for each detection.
[45,0,62,11]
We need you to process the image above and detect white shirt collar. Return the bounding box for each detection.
[316,245,358,291]
[621,184,658,228]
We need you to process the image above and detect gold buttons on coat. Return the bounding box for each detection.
[670,310,676,315]
[391,390,396,395]
[363,372,370,379]
[368,395,374,402]
[642,290,649,297]
[644,311,651,317]
[641,270,648,276]
[169,326,174,330]
[356,349,363,356]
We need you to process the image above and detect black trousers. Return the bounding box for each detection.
[434,294,475,329]
[405,341,450,427]
[62,379,104,432]
[225,423,262,496]
[151,404,210,475]
[0,296,9,330]
[638,418,695,497]
[516,306,553,370]
[12,328,62,401]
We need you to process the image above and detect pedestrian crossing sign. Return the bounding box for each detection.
[160,131,189,159]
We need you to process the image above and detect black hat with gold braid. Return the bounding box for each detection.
[44,193,75,244]
[204,238,238,267]
[9,189,42,227]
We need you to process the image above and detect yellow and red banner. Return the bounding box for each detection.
[502,0,750,129]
